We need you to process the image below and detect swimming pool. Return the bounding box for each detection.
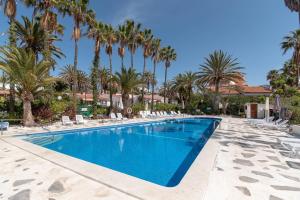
[22,118,219,187]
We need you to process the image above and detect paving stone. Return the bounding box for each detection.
[251,170,273,178]
[8,189,30,200]
[239,176,259,183]
[233,159,254,166]
[269,195,284,200]
[15,158,26,162]
[2,180,9,183]
[279,174,300,182]
[233,167,241,170]
[267,156,280,162]
[13,179,35,187]
[37,182,43,185]
[271,185,300,191]
[22,168,29,171]
[217,167,224,171]
[48,181,65,193]
[241,153,255,158]
[270,165,289,170]
[258,160,268,163]
[286,161,300,170]
[235,186,251,196]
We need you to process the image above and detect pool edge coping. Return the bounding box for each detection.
[1,116,222,200]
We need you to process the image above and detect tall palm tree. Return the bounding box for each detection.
[115,67,141,116]
[284,0,300,26]
[1,0,17,112]
[117,23,129,68]
[0,47,54,126]
[281,29,300,87]
[87,21,105,115]
[104,24,117,112]
[197,50,243,112]
[160,46,177,103]
[150,38,161,112]
[59,0,94,112]
[126,20,142,69]
[140,29,153,104]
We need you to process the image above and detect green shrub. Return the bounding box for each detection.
[50,100,69,117]
[289,106,300,125]
[132,103,145,115]
[96,107,108,115]
[154,103,178,112]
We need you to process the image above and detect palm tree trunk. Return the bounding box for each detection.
[141,56,146,105]
[109,54,113,113]
[130,51,134,105]
[23,99,35,127]
[130,51,134,69]
[73,38,79,115]
[8,18,16,113]
[121,56,124,68]
[151,60,157,113]
[163,65,168,103]
[92,42,100,117]
[214,80,220,114]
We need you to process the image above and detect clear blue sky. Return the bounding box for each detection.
[0,0,298,86]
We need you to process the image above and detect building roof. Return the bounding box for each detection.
[219,85,271,96]
[0,89,10,95]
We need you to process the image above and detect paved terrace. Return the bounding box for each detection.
[0,117,299,200]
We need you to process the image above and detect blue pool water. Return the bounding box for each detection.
[22,118,219,187]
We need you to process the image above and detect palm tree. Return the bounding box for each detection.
[284,0,300,26]
[0,47,54,126]
[126,20,142,69]
[140,29,153,104]
[1,0,17,113]
[117,23,129,68]
[197,50,243,112]
[59,0,94,112]
[115,67,141,116]
[158,81,176,103]
[77,70,90,94]
[59,64,77,91]
[281,30,300,87]
[99,67,109,93]
[104,24,117,112]
[23,0,64,66]
[14,16,64,60]
[150,38,161,112]
[87,21,105,115]
[144,70,155,92]
[267,69,280,92]
[160,46,177,103]
[172,72,197,108]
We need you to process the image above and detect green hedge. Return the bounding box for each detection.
[154,103,178,112]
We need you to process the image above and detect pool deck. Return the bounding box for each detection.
[0,116,300,200]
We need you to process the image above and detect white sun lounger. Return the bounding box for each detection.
[0,122,9,130]
[75,115,85,124]
[117,113,128,120]
[257,120,289,130]
[110,113,122,121]
[62,116,73,125]
[248,116,275,125]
